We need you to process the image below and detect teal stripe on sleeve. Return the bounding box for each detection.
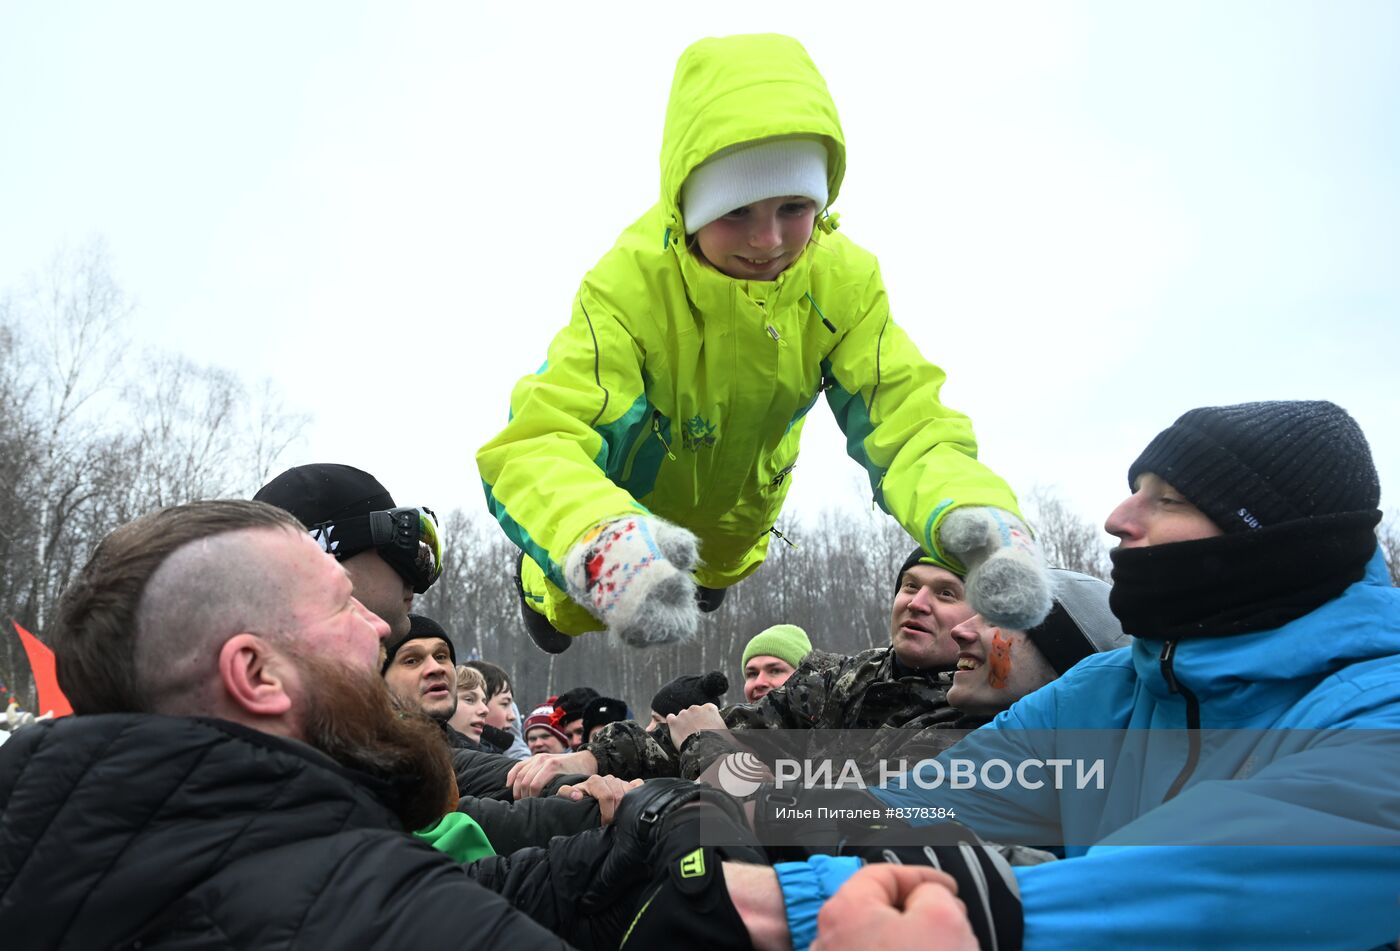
[821,358,889,513]
[482,479,565,589]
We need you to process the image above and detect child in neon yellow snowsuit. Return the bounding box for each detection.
[478,34,1049,651]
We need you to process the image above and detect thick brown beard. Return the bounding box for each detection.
[293,650,457,831]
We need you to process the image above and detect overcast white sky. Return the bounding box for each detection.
[2,1,1396,543]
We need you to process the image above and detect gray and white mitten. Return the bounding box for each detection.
[938,506,1052,631]
[563,515,700,647]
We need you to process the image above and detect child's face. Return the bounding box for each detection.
[484,688,515,730]
[450,686,490,742]
[694,196,817,281]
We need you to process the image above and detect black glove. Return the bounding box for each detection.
[578,778,763,950]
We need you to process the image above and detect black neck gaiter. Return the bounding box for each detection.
[1108,510,1381,642]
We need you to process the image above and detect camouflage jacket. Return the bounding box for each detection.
[586,647,987,781]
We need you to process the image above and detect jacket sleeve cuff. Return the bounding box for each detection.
[775,855,864,951]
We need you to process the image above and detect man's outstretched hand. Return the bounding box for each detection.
[667,701,729,750]
[507,750,599,800]
[556,775,645,825]
[812,864,976,951]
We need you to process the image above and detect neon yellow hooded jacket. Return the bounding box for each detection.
[477,34,1021,635]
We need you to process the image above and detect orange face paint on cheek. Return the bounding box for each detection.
[988,630,1013,689]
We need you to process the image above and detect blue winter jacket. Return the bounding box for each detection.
[824,550,1400,950]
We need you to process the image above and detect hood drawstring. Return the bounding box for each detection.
[817,211,841,234]
[805,292,837,334]
[768,525,798,548]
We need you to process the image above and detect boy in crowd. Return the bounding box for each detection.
[741,624,812,702]
[466,659,530,759]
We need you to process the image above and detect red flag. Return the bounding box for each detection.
[13,621,73,718]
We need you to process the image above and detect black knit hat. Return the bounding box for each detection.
[1127,400,1380,534]
[650,671,728,717]
[895,546,963,595]
[554,686,601,723]
[381,613,456,674]
[254,463,394,560]
[581,696,631,739]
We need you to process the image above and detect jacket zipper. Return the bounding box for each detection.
[652,413,676,461]
[771,462,797,486]
[1159,639,1202,802]
[620,411,673,482]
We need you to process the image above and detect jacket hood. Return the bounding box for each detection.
[1129,548,1400,724]
[659,33,846,240]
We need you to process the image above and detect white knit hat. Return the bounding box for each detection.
[680,137,829,234]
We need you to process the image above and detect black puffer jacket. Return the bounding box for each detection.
[0,715,575,950]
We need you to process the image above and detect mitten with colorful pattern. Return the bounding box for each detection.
[564,515,700,647]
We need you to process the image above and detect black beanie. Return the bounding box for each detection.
[895,546,964,595]
[581,696,631,739]
[254,463,395,560]
[554,686,602,723]
[1127,400,1380,534]
[651,671,728,717]
[381,613,456,674]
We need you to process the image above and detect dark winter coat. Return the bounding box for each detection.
[0,714,583,949]
[447,744,598,853]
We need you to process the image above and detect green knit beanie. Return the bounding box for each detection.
[742,624,813,669]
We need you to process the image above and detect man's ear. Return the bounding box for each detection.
[218,633,294,718]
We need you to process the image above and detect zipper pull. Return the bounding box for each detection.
[771,463,796,486]
[769,526,798,549]
[652,415,677,460]
[766,324,781,342]
[1159,640,1180,694]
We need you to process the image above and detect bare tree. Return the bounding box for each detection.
[245,379,309,489]
[122,354,308,509]
[1022,484,1112,580]
[1380,514,1400,587]
[2,240,132,633]
[0,242,307,709]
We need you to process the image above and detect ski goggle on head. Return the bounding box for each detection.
[309,506,444,594]
[370,506,444,594]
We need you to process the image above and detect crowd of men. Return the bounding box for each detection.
[2,399,1398,950]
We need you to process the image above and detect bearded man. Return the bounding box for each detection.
[0,501,787,950]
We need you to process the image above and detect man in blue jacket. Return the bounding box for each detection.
[767,400,1400,951]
